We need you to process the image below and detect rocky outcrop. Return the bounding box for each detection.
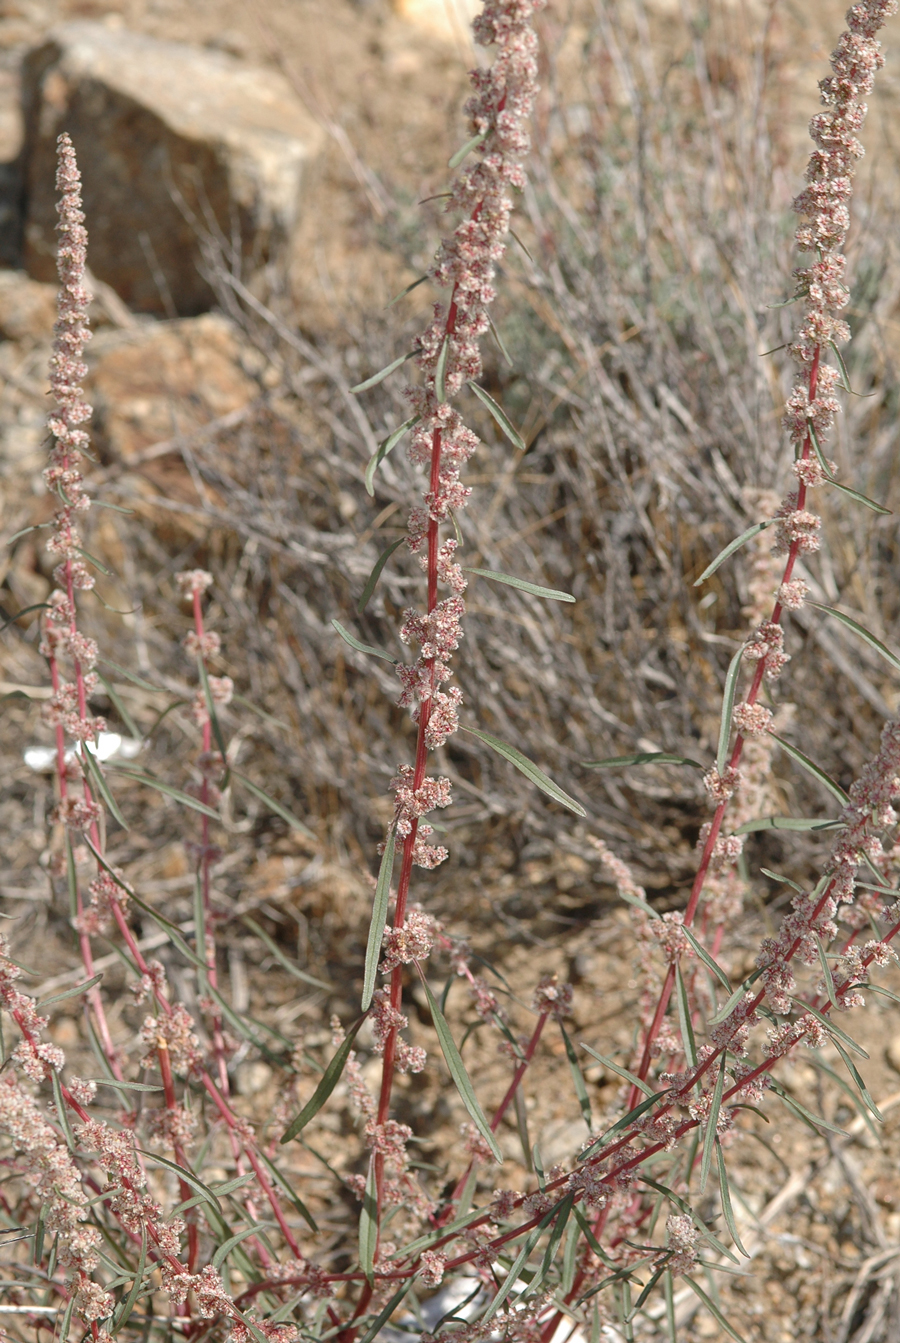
[20,22,324,315]
[85,313,258,464]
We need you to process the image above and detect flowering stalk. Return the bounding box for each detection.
[367,0,544,1239]
[627,0,899,1100]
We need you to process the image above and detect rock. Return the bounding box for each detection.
[85,313,258,464]
[392,0,481,46]
[0,269,56,340]
[20,22,324,315]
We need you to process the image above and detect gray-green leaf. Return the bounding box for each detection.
[461,726,586,816]
[468,382,526,452]
[362,828,395,1011]
[332,619,396,664]
[464,566,573,602]
[419,974,502,1163]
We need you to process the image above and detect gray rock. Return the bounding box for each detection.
[20,21,324,314]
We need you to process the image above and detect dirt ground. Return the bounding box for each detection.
[4,2,900,1341]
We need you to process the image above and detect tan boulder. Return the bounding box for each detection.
[85,313,257,465]
[0,269,56,341]
[21,21,324,315]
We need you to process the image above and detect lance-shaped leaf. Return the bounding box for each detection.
[232,772,315,838]
[362,828,395,1011]
[1,601,50,633]
[681,926,733,993]
[255,1149,318,1232]
[694,521,775,587]
[717,646,745,774]
[136,1150,224,1212]
[449,128,488,169]
[213,1222,274,1272]
[81,744,128,829]
[386,275,428,308]
[793,1000,868,1058]
[461,726,586,816]
[674,964,697,1069]
[241,916,330,991]
[281,1015,367,1143]
[107,767,220,821]
[434,335,450,403]
[88,1079,163,1094]
[734,814,842,835]
[359,1157,378,1283]
[95,671,142,741]
[770,733,849,806]
[467,381,526,451]
[559,1021,592,1129]
[111,1227,147,1336]
[809,601,900,675]
[682,1276,748,1343]
[583,751,703,770]
[482,1203,560,1322]
[358,1281,415,1343]
[699,1054,726,1195]
[464,566,574,602]
[830,1036,882,1119]
[418,973,502,1162]
[769,1080,848,1136]
[581,1045,655,1097]
[350,350,416,394]
[359,536,407,613]
[815,935,839,1009]
[332,619,396,663]
[39,972,103,1007]
[829,479,892,514]
[365,415,420,497]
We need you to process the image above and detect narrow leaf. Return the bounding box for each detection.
[717,647,744,774]
[255,1149,319,1232]
[829,479,892,514]
[39,972,103,1007]
[89,1079,163,1094]
[770,734,849,805]
[769,1080,848,1136]
[682,1276,748,1343]
[464,566,574,602]
[362,828,395,1011]
[714,1144,752,1257]
[681,926,733,993]
[674,964,697,1069]
[614,887,660,919]
[581,1088,673,1159]
[531,1194,575,1297]
[197,656,229,764]
[350,350,415,395]
[386,275,428,308]
[759,867,805,893]
[794,999,868,1058]
[108,767,220,820]
[212,1222,273,1271]
[111,1226,147,1335]
[487,312,513,367]
[51,1070,75,1150]
[232,772,315,838]
[419,974,502,1162]
[830,1037,882,1120]
[358,1281,414,1343]
[434,335,450,404]
[708,981,752,1027]
[581,1045,654,1097]
[449,129,487,169]
[582,751,703,770]
[95,672,142,741]
[734,815,842,835]
[359,537,407,612]
[332,619,395,664]
[231,693,289,731]
[98,659,165,694]
[699,1054,726,1196]
[0,601,50,632]
[59,1292,76,1343]
[281,1016,366,1143]
[694,521,774,587]
[241,916,330,991]
[359,1157,378,1282]
[815,936,839,1009]
[468,381,526,451]
[135,1150,222,1210]
[559,1021,592,1129]
[461,726,586,816]
[808,602,900,675]
[483,1204,558,1322]
[81,745,129,829]
[365,415,420,496]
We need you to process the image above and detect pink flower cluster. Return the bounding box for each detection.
[391,0,543,823]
